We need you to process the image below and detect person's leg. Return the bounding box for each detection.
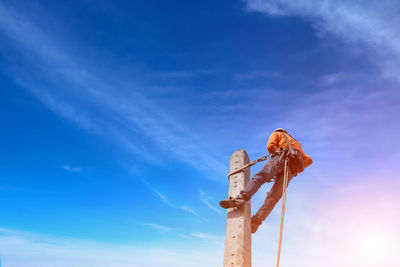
[241,154,283,199]
[220,155,283,209]
[251,174,293,233]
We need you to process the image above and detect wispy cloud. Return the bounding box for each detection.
[61,165,82,173]
[179,206,199,216]
[0,228,222,267]
[144,223,176,232]
[139,177,172,206]
[149,69,221,80]
[233,70,282,80]
[140,178,200,217]
[190,232,224,242]
[244,0,400,80]
[199,189,223,215]
[0,2,226,178]
[149,71,195,79]
[144,224,225,241]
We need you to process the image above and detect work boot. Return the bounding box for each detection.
[219,192,248,209]
[251,215,263,234]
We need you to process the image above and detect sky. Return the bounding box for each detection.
[0,0,400,266]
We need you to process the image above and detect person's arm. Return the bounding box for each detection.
[267,131,280,154]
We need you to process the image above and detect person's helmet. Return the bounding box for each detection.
[274,128,296,140]
[274,128,288,133]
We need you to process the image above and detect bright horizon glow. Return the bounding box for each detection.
[356,227,397,265]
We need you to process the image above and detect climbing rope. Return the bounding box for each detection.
[227,154,270,178]
[276,157,290,267]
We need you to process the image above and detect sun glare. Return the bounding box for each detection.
[356,228,396,265]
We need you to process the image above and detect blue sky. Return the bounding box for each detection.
[1,0,400,266]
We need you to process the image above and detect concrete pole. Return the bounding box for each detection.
[223,149,251,267]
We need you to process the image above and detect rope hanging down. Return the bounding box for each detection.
[227,154,270,178]
[276,131,293,267]
[276,157,290,267]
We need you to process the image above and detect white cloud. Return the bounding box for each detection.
[139,178,173,206]
[179,206,199,216]
[190,232,224,242]
[199,189,223,215]
[244,0,400,80]
[61,165,82,173]
[0,228,222,267]
[149,70,195,79]
[144,223,176,232]
[140,178,200,217]
[233,70,282,80]
[0,3,226,178]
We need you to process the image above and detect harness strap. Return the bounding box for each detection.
[280,132,293,150]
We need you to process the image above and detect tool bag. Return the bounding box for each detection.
[280,132,305,176]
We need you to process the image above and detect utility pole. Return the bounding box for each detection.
[223,149,251,267]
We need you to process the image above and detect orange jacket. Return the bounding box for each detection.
[267,131,313,168]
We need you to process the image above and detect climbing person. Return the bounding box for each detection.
[219,128,313,233]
